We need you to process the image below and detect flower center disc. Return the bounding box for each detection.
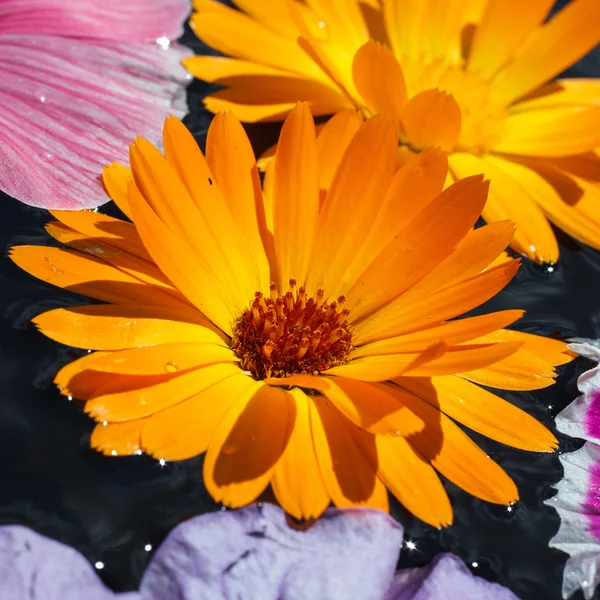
[232,279,353,380]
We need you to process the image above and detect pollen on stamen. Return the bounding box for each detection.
[231,279,353,379]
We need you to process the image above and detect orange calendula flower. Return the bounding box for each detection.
[185,0,600,264]
[11,105,572,527]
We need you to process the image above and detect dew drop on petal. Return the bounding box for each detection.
[95,561,104,570]
[222,444,236,455]
[165,362,178,373]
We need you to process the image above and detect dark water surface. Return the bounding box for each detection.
[1,11,600,600]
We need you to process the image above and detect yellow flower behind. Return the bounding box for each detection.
[186,0,600,264]
[11,105,572,527]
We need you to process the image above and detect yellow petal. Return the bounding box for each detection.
[190,0,327,83]
[397,376,558,451]
[37,304,225,352]
[491,0,600,105]
[103,163,133,220]
[449,152,558,263]
[272,103,320,288]
[510,78,600,112]
[376,434,453,528]
[266,374,424,436]
[507,156,600,252]
[494,106,600,157]
[389,383,519,504]
[141,373,259,461]
[352,41,407,128]
[203,382,295,507]
[467,0,554,78]
[91,419,148,456]
[85,363,242,422]
[309,394,389,511]
[307,113,398,296]
[400,90,461,151]
[272,388,330,520]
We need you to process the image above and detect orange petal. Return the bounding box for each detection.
[344,147,449,292]
[376,434,453,528]
[491,0,600,106]
[309,394,389,511]
[494,106,600,157]
[352,310,524,358]
[354,258,520,345]
[103,162,133,220]
[346,175,488,322]
[91,419,148,456]
[161,116,262,299]
[203,383,295,507]
[128,180,236,334]
[315,109,364,193]
[467,0,554,78]
[397,376,558,452]
[74,342,237,375]
[459,348,558,390]
[471,329,573,366]
[44,222,185,303]
[388,383,519,505]
[205,112,270,293]
[49,209,149,260]
[272,388,330,520]
[85,363,242,422]
[449,152,558,263]
[352,41,407,128]
[36,304,224,351]
[400,90,461,151]
[266,375,424,436]
[272,103,320,288]
[141,373,260,461]
[9,245,180,308]
[307,114,398,296]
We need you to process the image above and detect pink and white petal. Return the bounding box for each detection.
[547,443,600,600]
[0,0,190,39]
[555,339,600,443]
[0,35,190,209]
[550,339,600,599]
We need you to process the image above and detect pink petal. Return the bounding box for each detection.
[0,0,190,40]
[0,35,191,209]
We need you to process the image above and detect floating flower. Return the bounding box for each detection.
[186,0,600,264]
[0,0,191,210]
[0,504,518,600]
[10,105,572,526]
[548,339,600,599]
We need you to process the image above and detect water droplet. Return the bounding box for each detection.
[110,450,118,456]
[95,561,104,570]
[134,449,143,456]
[102,421,108,427]
[472,561,479,568]
[165,362,178,373]
[222,444,236,455]
[87,349,92,353]
[144,544,152,551]
[39,95,46,103]
[41,152,55,163]
[156,36,170,49]
[257,502,263,508]
[158,458,167,467]
[220,506,227,511]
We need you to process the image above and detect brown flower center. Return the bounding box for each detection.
[231,279,353,380]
